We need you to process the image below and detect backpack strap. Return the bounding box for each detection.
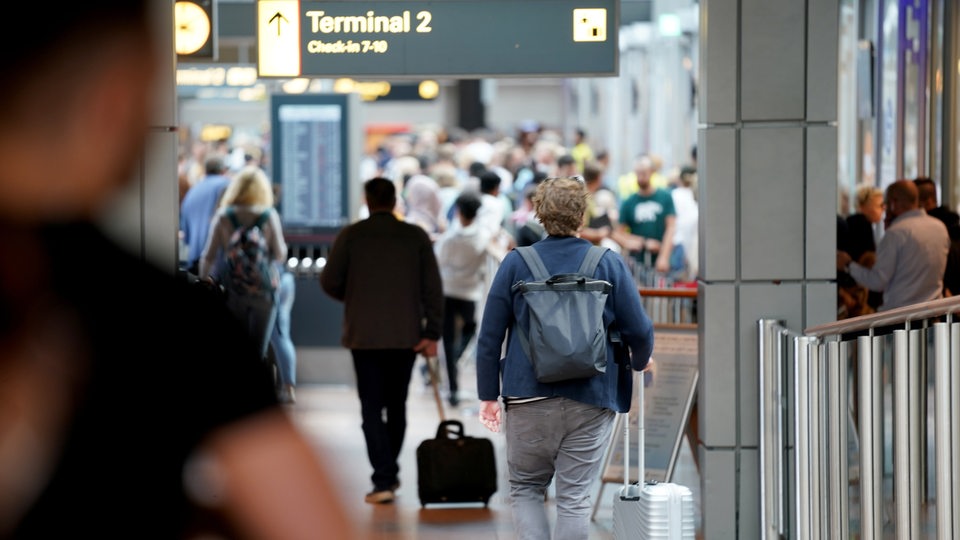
[513,246,546,365]
[228,207,271,229]
[518,244,609,280]
[515,246,550,281]
[253,209,271,228]
[577,245,609,276]
[225,206,241,229]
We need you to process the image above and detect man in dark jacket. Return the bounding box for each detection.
[914,177,960,296]
[320,177,444,504]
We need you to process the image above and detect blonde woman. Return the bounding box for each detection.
[201,166,288,361]
[842,184,885,313]
[846,184,885,265]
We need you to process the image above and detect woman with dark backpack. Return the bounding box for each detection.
[200,166,287,364]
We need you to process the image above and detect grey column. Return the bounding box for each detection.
[97,0,180,273]
[698,0,840,537]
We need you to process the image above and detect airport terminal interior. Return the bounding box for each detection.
[162,0,960,538]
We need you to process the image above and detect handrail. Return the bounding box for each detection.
[639,287,698,298]
[804,295,960,337]
[760,294,960,540]
[636,286,697,328]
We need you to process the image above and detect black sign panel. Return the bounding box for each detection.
[259,0,618,78]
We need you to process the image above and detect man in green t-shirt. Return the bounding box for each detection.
[614,155,677,281]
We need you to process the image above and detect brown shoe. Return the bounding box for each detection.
[364,489,395,504]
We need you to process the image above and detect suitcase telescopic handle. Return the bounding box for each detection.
[638,368,645,485]
[623,403,630,490]
[625,368,647,490]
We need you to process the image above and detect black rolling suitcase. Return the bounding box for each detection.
[416,356,497,507]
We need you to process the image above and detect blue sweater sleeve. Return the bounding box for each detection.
[475,251,521,401]
[607,253,654,370]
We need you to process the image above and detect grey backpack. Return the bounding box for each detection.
[512,245,612,383]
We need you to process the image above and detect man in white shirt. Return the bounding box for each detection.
[837,179,950,311]
[434,192,490,406]
[475,170,513,260]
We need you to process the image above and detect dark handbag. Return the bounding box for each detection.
[416,420,497,507]
[178,269,226,302]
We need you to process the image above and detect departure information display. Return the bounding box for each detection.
[270,94,356,240]
[257,0,618,78]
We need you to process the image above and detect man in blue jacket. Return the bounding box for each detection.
[180,155,231,274]
[476,176,654,539]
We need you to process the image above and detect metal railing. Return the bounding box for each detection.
[639,287,698,327]
[758,297,960,539]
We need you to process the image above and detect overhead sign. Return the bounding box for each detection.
[257,0,618,78]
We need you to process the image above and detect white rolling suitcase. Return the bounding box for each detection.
[612,371,696,539]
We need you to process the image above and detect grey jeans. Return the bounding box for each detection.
[504,397,615,540]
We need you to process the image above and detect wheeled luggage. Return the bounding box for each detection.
[416,356,497,507]
[612,371,695,539]
[416,419,498,507]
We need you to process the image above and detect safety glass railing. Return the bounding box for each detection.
[758,296,960,540]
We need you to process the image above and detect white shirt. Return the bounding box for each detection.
[434,222,492,301]
[475,193,507,237]
[671,186,699,277]
[848,209,949,311]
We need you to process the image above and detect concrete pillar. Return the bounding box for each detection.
[697,0,841,536]
[97,0,180,273]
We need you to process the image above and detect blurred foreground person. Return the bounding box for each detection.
[0,2,357,538]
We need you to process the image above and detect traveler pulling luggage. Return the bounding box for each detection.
[613,371,695,539]
[416,355,498,507]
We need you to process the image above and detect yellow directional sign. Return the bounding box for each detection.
[258,0,300,77]
[572,9,607,42]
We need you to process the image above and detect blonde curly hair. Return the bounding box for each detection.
[533,176,588,236]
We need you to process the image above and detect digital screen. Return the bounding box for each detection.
[270,94,351,239]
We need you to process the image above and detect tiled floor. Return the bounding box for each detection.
[288,348,703,539]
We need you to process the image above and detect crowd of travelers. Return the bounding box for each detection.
[352,123,700,283]
[175,121,701,527]
[176,122,700,403]
[339,124,698,402]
